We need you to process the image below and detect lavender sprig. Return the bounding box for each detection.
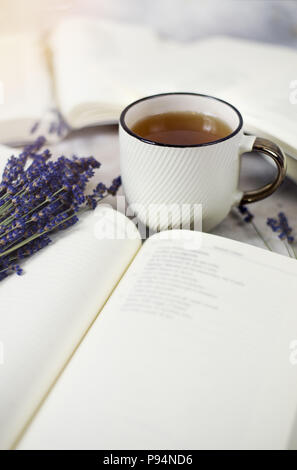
[30,109,70,138]
[267,212,297,258]
[237,205,272,251]
[0,137,121,281]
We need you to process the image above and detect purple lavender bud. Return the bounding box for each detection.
[244,214,253,223]
[30,121,40,134]
[86,195,97,210]
[278,231,286,240]
[267,218,280,232]
[238,205,248,215]
[238,205,254,223]
[278,212,294,243]
[108,176,122,196]
[13,264,23,276]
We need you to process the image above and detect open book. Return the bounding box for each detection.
[1,205,297,450]
[1,17,297,181]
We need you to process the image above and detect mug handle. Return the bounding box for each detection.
[239,135,287,205]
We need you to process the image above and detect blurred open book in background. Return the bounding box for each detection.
[0,16,297,179]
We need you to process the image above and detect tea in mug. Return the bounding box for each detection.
[131,111,232,145]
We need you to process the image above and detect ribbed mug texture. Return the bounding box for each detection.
[119,125,244,232]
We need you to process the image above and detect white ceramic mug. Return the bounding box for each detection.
[119,92,286,232]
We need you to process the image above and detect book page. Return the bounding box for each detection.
[0,32,54,144]
[50,18,162,128]
[0,206,141,450]
[211,37,297,159]
[51,18,297,163]
[17,230,297,450]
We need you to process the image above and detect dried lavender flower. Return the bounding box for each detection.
[237,205,271,251]
[238,205,254,223]
[0,137,121,280]
[267,212,296,258]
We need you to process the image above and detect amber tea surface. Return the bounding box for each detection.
[131,111,232,145]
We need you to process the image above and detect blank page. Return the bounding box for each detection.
[0,33,54,144]
[0,206,140,450]
[18,230,297,450]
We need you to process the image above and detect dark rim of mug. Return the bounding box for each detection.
[120,92,243,148]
